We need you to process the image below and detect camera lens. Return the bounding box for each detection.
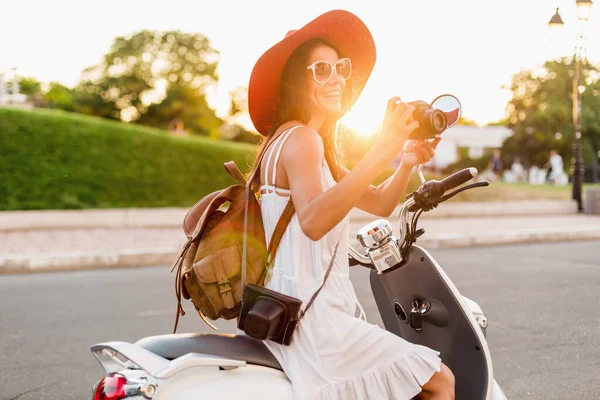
[430,110,447,133]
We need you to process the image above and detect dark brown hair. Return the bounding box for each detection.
[247,38,343,191]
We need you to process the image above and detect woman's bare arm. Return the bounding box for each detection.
[338,138,439,217]
[338,164,413,217]
[280,98,419,241]
[282,127,391,241]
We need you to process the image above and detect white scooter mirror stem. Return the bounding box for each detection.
[417,164,426,184]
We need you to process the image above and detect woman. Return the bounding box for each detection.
[246,10,455,400]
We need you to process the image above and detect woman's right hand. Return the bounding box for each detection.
[372,97,420,162]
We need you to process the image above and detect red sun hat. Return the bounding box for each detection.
[248,9,377,135]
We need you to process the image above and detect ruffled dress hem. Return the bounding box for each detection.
[306,345,442,400]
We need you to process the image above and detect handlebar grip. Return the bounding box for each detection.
[438,168,477,193]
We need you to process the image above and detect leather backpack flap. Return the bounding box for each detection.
[179,186,241,305]
[172,190,222,303]
[182,190,222,238]
[180,186,234,279]
[181,160,247,238]
[182,191,240,318]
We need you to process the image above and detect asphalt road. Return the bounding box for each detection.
[1,240,599,400]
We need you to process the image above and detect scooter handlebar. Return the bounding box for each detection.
[438,168,477,194]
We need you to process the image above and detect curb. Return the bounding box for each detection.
[415,226,600,248]
[0,247,179,274]
[2,229,599,274]
[0,208,187,232]
[0,200,580,232]
[350,200,579,221]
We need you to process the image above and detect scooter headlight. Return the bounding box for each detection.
[356,219,402,273]
[356,219,394,248]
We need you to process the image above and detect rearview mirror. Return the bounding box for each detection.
[431,94,462,128]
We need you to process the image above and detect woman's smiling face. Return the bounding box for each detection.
[305,44,347,119]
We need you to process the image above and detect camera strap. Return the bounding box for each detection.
[301,240,340,318]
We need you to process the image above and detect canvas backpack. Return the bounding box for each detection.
[170,130,295,333]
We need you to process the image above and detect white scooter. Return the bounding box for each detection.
[89,164,508,400]
[90,94,508,399]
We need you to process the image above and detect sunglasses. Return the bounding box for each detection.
[306,58,352,84]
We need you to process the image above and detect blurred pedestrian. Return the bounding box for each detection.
[546,150,564,185]
[488,149,502,181]
[510,157,524,183]
[168,119,186,136]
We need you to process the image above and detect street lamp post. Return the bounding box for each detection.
[548,0,593,212]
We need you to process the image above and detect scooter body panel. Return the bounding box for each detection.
[370,245,494,400]
[154,364,293,399]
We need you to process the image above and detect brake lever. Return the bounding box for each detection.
[439,181,490,202]
[408,180,489,212]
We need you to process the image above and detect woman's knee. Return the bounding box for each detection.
[436,363,455,398]
[439,363,455,391]
[422,362,455,398]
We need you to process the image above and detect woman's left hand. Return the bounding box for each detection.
[400,137,441,168]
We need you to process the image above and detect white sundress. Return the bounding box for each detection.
[258,126,442,400]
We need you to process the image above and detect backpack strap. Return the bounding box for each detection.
[265,200,295,269]
[224,161,246,185]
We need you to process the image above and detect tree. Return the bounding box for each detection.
[501,58,600,168]
[220,123,262,144]
[138,84,222,137]
[17,77,42,96]
[44,82,74,111]
[457,116,477,126]
[74,30,221,135]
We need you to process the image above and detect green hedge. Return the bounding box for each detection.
[0,107,256,210]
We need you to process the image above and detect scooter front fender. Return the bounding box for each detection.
[493,379,509,400]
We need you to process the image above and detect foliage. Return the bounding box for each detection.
[221,123,262,144]
[0,107,255,211]
[456,116,478,126]
[137,84,222,138]
[17,77,42,96]
[502,58,600,168]
[43,82,75,111]
[73,30,222,135]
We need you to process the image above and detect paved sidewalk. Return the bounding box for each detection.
[1,214,599,274]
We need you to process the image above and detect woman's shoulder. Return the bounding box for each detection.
[280,124,323,159]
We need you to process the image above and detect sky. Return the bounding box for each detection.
[1,0,599,134]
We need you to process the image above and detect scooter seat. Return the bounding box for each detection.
[135,333,283,371]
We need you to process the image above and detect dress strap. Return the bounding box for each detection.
[263,132,287,194]
[271,126,300,187]
[262,126,300,194]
